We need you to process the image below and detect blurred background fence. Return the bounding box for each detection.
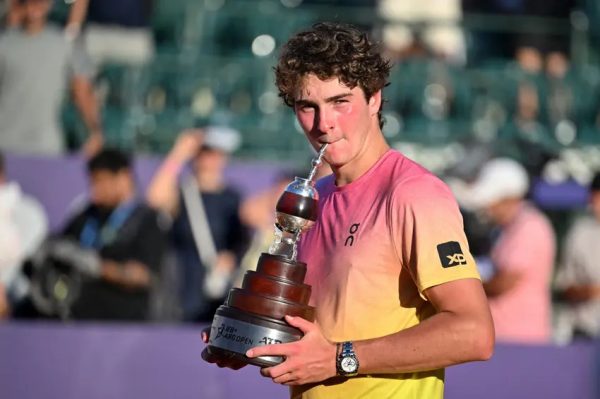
[43,0,600,175]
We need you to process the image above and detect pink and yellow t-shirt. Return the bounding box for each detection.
[293,150,481,399]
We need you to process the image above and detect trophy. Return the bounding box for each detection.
[206,144,328,367]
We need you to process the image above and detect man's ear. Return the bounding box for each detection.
[368,90,382,116]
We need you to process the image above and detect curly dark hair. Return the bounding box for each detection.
[275,22,391,128]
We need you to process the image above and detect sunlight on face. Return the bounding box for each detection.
[294,74,380,168]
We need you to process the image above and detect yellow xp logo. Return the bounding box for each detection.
[446,253,467,266]
[437,241,466,268]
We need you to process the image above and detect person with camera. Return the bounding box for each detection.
[16,148,168,321]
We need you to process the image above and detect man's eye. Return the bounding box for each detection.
[334,99,348,104]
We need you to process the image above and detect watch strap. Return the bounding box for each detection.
[336,341,359,377]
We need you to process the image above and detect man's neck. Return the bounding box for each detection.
[197,172,224,193]
[24,20,47,35]
[332,127,390,187]
[499,200,525,227]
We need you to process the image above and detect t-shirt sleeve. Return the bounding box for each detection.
[67,39,95,79]
[390,174,481,298]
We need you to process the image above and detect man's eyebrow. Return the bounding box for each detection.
[295,93,353,106]
[325,93,353,102]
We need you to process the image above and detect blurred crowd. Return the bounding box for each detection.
[0,0,599,348]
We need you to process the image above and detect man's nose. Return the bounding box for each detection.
[317,108,334,133]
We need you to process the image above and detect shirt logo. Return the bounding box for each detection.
[437,241,467,268]
[344,223,360,247]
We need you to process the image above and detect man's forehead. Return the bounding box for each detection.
[295,75,356,100]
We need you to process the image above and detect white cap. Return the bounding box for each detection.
[463,158,529,209]
[203,126,241,154]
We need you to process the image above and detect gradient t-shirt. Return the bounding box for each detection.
[293,150,481,399]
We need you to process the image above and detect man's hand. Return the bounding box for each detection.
[247,315,337,386]
[82,131,104,159]
[200,326,247,370]
[0,284,10,319]
[169,129,204,163]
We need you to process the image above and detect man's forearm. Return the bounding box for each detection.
[353,308,494,375]
[72,76,102,134]
[146,155,186,215]
[561,284,600,302]
[101,260,152,289]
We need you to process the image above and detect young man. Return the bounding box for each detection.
[203,22,494,398]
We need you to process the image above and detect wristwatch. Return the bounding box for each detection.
[336,341,359,377]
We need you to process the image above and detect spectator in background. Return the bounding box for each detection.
[377,0,466,65]
[64,0,154,67]
[554,172,600,341]
[14,148,168,321]
[465,158,555,344]
[0,151,48,318]
[0,0,103,157]
[147,127,250,323]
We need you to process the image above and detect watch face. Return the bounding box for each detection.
[341,356,357,373]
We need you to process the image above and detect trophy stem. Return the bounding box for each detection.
[306,143,328,182]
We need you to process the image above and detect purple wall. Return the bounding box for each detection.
[4,153,288,231]
[0,322,598,399]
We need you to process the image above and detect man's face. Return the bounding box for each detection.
[293,74,381,168]
[484,197,520,226]
[89,170,130,208]
[22,0,52,24]
[193,148,228,176]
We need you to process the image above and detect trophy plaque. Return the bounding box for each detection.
[205,144,327,367]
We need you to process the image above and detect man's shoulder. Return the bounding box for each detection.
[386,153,452,201]
[131,202,167,226]
[0,25,67,53]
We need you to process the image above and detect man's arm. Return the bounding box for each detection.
[483,269,521,297]
[71,76,103,157]
[146,131,203,216]
[64,0,89,39]
[100,260,152,289]
[354,278,494,374]
[249,278,494,385]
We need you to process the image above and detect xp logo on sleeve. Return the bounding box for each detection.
[437,241,467,268]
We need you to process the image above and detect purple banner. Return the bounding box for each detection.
[4,153,288,231]
[0,322,598,399]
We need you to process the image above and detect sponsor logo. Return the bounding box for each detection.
[344,223,360,246]
[437,241,467,268]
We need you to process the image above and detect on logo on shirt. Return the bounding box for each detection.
[344,223,360,246]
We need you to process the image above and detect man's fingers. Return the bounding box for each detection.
[201,348,247,370]
[201,326,211,343]
[273,372,297,385]
[284,315,314,334]
[246,342,292,358]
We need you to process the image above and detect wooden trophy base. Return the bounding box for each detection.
[206,253,314,367]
